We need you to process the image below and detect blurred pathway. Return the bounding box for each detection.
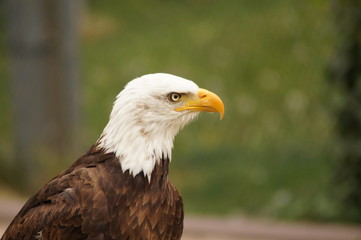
[0,198,360,240]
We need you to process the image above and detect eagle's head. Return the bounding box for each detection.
[98,73,224,179]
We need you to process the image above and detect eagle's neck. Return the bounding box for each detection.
[97,103,184,180]
[98,127,175,180]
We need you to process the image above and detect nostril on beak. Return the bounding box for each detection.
[198,88,210,99]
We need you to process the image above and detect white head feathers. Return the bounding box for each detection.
[98,73,200,179]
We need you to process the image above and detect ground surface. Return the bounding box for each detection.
[0,198,360,240]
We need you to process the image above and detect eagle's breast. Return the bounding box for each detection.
[79,147,184,240]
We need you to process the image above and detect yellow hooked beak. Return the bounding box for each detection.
[175,88,225,119]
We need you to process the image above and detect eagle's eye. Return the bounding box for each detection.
[168,92,182,103]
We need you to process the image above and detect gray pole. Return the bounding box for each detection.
[4,0,81,190]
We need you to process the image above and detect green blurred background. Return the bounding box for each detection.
[1,0,358,223]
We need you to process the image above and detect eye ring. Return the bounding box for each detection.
[168,92,182,102]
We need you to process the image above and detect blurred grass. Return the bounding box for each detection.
[0,0,342,221]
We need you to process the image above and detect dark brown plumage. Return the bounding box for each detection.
[1,145,183,240]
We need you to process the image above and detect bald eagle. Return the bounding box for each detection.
[1,73,224,240]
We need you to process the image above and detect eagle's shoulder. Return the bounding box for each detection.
[18,145,114,216]
[1,145,118,240]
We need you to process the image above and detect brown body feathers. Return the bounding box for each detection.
[1,145,184,240]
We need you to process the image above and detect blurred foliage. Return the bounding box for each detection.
[0,0,353,222]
